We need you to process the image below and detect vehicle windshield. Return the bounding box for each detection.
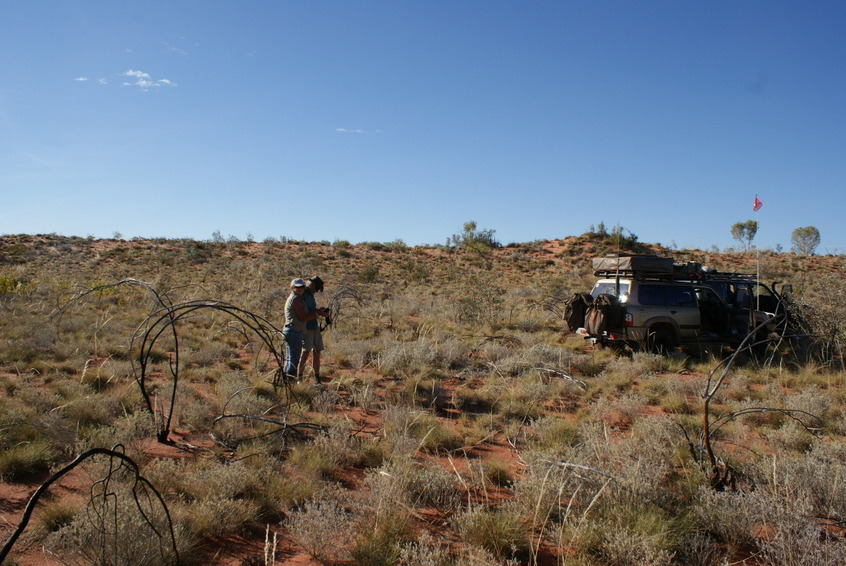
[592,281,629,299]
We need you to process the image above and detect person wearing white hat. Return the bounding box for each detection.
[282,278,326,379]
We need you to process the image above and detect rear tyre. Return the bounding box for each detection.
[646,327,674,355]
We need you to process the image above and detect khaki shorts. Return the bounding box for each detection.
[302,329,324,352]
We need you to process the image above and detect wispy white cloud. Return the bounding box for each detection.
[122,69,177,90]
[75,76,108,85]
[163,41,187,56]
[336,128,383,134]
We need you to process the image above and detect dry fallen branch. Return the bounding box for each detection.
[210,386,327,452]
[59,280,332,448]
[1,445,179,565]
[52,278,174,323]
[710,407,824,437]
[530,366,588,389]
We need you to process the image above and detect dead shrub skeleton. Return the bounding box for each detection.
[691,311,825,490]
[0,446,180,565]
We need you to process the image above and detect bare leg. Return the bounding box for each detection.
[312,351,321,383]
[298,351,311,380]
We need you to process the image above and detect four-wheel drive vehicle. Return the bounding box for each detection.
[570,254,784,353]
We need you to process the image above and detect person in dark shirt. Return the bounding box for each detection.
[299,276,329,383]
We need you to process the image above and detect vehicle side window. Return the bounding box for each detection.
[724,284,737,305]
[668,286,695,307]
[706,282,729,302]
[735,286,751,308]
[752,283,774,299]
[638,284,667,306]
[751,283,778,311]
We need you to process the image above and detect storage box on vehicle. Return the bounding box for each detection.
[591,254,674,273]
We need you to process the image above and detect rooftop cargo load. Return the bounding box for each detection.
[592,254,674,273]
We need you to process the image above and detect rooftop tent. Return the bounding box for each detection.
[591,254,674,273]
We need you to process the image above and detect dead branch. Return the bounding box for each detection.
[129,300,287,443]
[0,446,179,565]
[530,366,588,389]
[699,312,824,490]
[209,386,326,452]
[321,283,365,330]
[52,278,174,323]
[710,407,824,437]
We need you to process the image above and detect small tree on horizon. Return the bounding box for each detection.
[791,226,821,255]
[448,221,501,255]
[730,220,758,251]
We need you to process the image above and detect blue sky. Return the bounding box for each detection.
[2,2,845,252]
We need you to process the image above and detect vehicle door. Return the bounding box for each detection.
[624,283,669,337]
[629,283,697,339]
[666,284,701,340]
[749,282,780,314]
[731,282,773,334]
[694,286,731,337]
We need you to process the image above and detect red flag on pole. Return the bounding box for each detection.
[753,196,763,211]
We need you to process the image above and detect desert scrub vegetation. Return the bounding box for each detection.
[3,234,846,565]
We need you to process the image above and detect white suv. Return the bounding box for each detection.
[578,276,737,353]
[572,254,784,353]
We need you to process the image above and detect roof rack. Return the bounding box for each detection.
[590,254,761,282]
[594,270,703,281]
[700,272,759,281]
[593,269,761,282]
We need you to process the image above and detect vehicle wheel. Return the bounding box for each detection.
[646,327,674,355]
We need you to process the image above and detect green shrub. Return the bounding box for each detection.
[0,274,32,295]
[350,510,412,566]
[359,264,380,283]
[0,438,55,480]
[454,504,528,559]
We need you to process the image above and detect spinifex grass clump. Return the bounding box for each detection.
[381,404,462,452]
[0,397,64,480]
[367,456,462,511]
[286,475,420,566]
[453,503,529,560]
